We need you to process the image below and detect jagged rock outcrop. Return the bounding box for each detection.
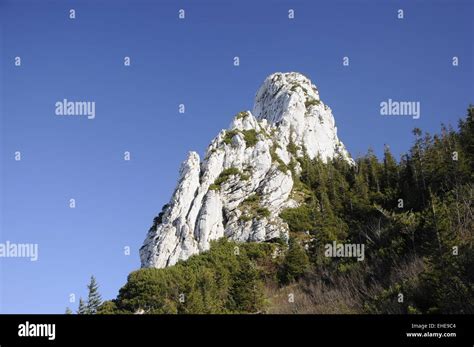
[140,72,353,268]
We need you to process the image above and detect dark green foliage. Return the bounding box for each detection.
[115,239,274,314]
[278,107,473,313]
[280,205,315,233]
[458,105,474,179]
[73,276,103,314]
[77,298,87,315]
[86,276,102,314]
[242,129,258,147]
[228,262,266,313]
[279,238,309,284]
[223,130,239,145]
[223,127,259,148]
[287,139,300,156]
[238,194,271,221]
[270,145,289,172]
[109,107,473,314]
[209,183,220,191]
[96,301,119,314]
[244,193,259,203]
[212,167,242,189]
[240,172,250,181]
[304,98,320,109]
[256,207,271,218]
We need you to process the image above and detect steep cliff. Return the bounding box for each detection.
[140,72,352,268]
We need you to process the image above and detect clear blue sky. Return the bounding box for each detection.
[0,0,472,313]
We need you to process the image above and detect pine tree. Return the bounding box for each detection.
[280,238,310,284]
[366,148,381,192]
[228,261,265,313]
[98,106,474,314]
[354,159,369,200]
[411,127,428,207]
[96,300,118,314]
[458,105,474,179]
[77,298,87,314]
[65,307,73,314]
[382,145,398,190]
[86,276,102,314]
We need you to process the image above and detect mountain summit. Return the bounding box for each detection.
[140,72,353,268]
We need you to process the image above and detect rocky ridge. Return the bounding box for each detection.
[140,72,353,268]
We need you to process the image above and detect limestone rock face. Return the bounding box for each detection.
[253,72,353,163]
[140,72,353,268]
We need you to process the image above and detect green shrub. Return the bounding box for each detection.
[213,167,241,187]
[304,98,320,109]
[287,140,300,157]
[209,184,220,191]
[242,129,258,147]
[239,215,252,222]
[244,194,259,203]
[256,207,271,218]
[115,239,272,314]
[270,146,289,172]
[228,262,265,313]
[112,107,474,314]
[96,301,119,314]
[238,194,271,221]
[224,128,259,148]
[280,205,315,233]
[210,167,252,191]
[240,173,250,180]
[223,130,239,145]
[279,238,310,284]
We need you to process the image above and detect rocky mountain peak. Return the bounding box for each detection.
[140,72,353,269]
[253,72,320,123]
[253,72,351,162]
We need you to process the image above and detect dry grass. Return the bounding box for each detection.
[265,256,426,314]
